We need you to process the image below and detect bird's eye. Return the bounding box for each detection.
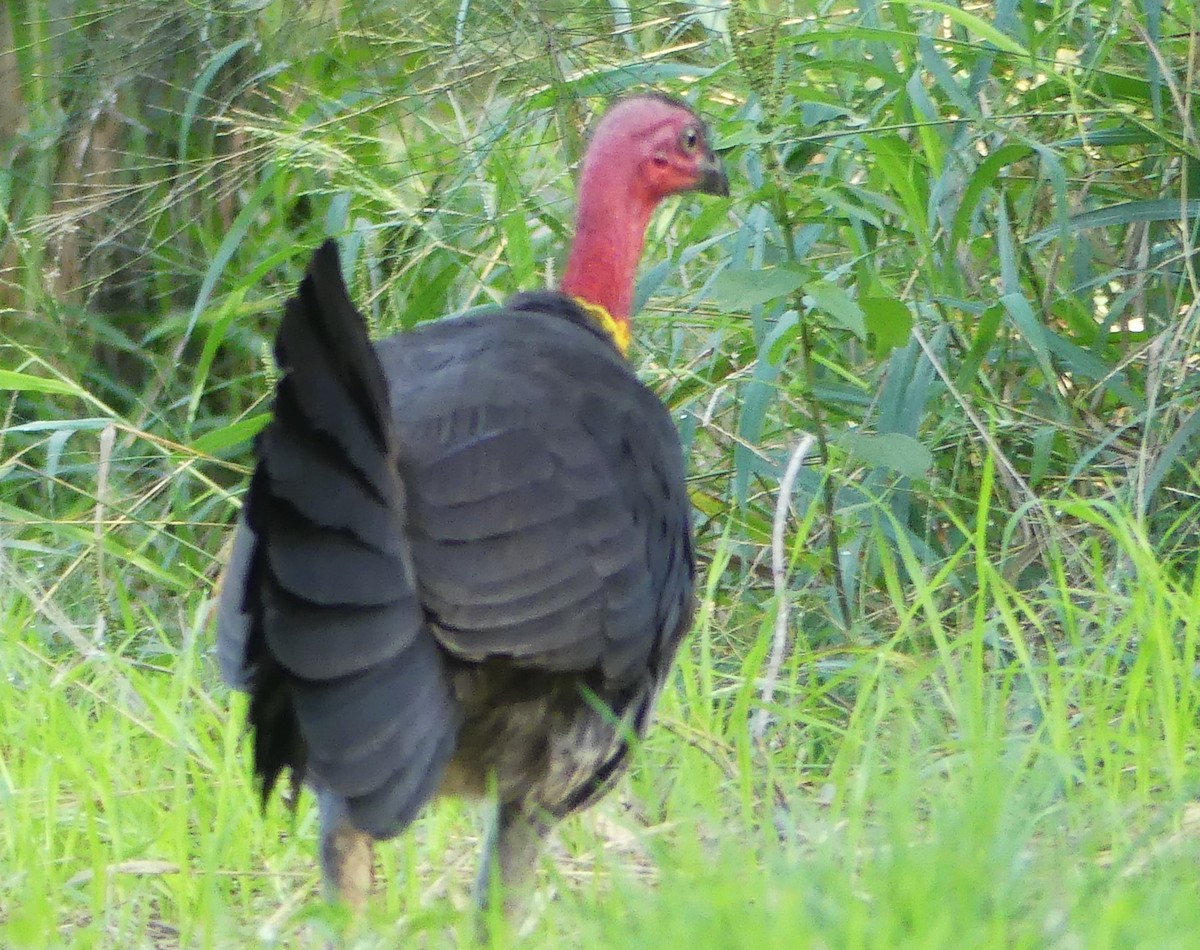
[680,127,699,153]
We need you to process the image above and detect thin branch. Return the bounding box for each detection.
[753,433,816,743]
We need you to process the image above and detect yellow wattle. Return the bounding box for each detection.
[572,297,631,357]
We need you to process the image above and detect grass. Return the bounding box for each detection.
[5,502,1200,947]
[4,0,1200,946]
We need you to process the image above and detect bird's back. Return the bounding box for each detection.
[375,293,696,819]
[218,261,695,838]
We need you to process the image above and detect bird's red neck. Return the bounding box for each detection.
[560,149,657,332]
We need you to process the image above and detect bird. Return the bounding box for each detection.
[215,92,728,917]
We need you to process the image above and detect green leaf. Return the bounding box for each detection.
[886,0,1028,55]
[838,431,933,479]
[712,265,806,309]
[1145,407,1200,503]
[187,169,279,342]
[1028,199,1200,248]
[735,355,784,506]
[494,153,533,286]
[1055,126,1162,149]
[0,370,83,397]
[187,294,243,426]
[951,144,1033,249]
[865,135,929,242]
[1029,425,1056,490]
[716,126,779,150]
[764,309,801,364]
[958,303,1003,385]
[805,282,867,340]
[861,296,913,355]
[178,39,253,161]
[190,413,271,455]
[1000,292,1055,381]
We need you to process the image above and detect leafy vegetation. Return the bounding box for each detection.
[3,0,1200,946]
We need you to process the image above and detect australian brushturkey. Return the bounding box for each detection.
[215,93,728,912]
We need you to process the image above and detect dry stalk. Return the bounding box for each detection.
[753,433,816,743]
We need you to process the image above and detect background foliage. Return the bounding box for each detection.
[3,0,1200,946]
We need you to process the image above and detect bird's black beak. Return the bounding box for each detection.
[696,150,729,197]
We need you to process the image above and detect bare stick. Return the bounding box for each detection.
[753,433,816,743]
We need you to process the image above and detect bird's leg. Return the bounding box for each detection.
[317,788,375,910]
[473,799,551,921]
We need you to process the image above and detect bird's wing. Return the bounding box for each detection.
[377,310,696,687]
[216,241,457,839]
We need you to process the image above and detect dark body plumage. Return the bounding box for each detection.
[217,241,695,901]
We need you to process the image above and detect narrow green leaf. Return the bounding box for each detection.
[495,155,534,286]
[917,36,975,113]
[839,431,933,479]
[951,144,1033,249]
[999,292,1055,382]
[764,309,801,364]
[0,370,84,397]
[187,295,244,426]
[805,282,867,340]
[957,302,1004,385]
[190,413,271,456]
[4,418,114,434]
[861,296,913,355]
[995,192,1020,292]
[734,355,783,506]
[178,39,253,161]
[865,135,928,240]
[187,169,279,342]
[712,265,806,310]
[1028,199,1200,249]
[886,0,1028,55]
[1055,126,1161,149]
[1145,407,1200,504]
[1029,425,1056,490]
[44,428,75,500]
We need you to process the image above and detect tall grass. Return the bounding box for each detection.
[3,0,1200,946]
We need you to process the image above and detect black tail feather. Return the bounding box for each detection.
[242,241,457,836]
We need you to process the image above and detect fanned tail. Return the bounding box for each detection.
[218,240,458,838]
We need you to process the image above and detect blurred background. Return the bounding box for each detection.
[3,1,1200,946]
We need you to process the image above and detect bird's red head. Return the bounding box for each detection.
[581,93,729,204]
[560,94,727,338]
